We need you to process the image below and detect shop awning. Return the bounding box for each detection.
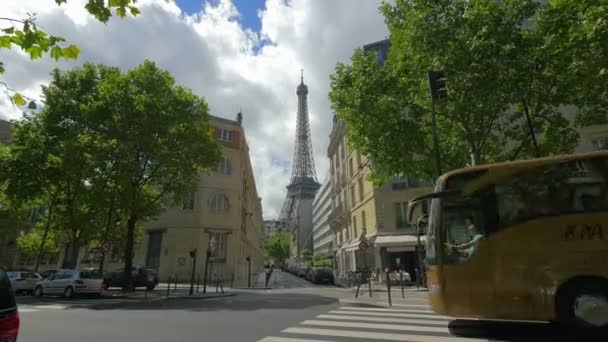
[373,235,426,248]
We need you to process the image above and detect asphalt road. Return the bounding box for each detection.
[15,272,604,342]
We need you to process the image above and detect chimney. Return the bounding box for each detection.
[237,111,243,126]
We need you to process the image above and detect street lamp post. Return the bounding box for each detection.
[189,249,197,296]
[246,256,251,288]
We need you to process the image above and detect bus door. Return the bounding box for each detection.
[440,192,496,318]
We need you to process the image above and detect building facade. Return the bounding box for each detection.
[311,174,333,257]
[3,114,266,286]
[263,220,289,238]
[327,114,434,285]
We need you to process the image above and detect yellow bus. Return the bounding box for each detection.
[407,151,608,330]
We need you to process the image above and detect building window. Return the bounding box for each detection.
[392,176,408,190]
[352,215,357,238]
[395,202,408,229]
[350,185,356,207]
[210,194,230,212]
[591,138,608,151]
[217,158,232,175]
[361,210,367,234]
[209,232,228,260]
[358,178,364,201]
[182,192,195,210]
[217,128,234,142]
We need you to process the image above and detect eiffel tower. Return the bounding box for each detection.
[279,70,320,258]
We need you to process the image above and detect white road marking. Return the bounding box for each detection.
[328,310,452,320]
[301,320,449,333]
[282,327,501,342]
[257,337,336,342]
[18,308,40,313]
[33,305,68,310]
[339,306,434,313]
[316,314,449,326]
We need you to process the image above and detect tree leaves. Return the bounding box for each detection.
[330,0,608,182]
[264,233,290,264]
[11,93,26,106]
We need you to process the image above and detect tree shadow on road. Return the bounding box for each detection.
[51,291,340,312]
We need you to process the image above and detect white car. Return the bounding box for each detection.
[34,269,104,299]
[6,271,43,294]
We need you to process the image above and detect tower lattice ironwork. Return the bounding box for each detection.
[279,71,320,245]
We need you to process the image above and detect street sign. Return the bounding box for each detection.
[358,240,368,251]
[101,241,112,252]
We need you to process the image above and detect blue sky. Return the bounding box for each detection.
[174,0,266,32]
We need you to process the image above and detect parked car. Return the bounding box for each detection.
[388,270,412,285]
[311,267,334,285]
[40,269,59,279]
[6,271,43,295]
[103,266,159,290]
[34,269,104,299]
[0,267,19,342]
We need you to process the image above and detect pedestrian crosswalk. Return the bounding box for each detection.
[257,304,500,342]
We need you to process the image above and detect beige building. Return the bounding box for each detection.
[4,114,266,286]
[327,115,433,285]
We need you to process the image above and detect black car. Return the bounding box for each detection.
[311,267,334,285]
[103,266,159,290]
[0,267,19,342]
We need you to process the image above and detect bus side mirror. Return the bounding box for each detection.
[406,201,419,224]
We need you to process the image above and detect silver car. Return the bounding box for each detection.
[34,269,104,299]
[6,271,43,295]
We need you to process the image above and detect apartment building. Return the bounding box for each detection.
[263,220,289,238]
[327,115,433,284]
[312,174,333,256]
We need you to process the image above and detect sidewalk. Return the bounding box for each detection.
[103,282,234,301]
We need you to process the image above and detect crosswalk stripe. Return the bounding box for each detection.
[257,337,336,342]
[340,300,430,308]
[340,306,434,313]
[301,320,449,333]
[18,308,40,313]
[316,314,448,326]
[282,327,499,342]
[33,305,67,310]
[329,310,452,320]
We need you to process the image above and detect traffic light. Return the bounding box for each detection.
[428,71,447,101]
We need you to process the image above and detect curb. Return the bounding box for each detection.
[167,293,236,300]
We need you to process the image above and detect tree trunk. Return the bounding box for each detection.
[98,196,115,274]
[68,238,80,269]
[123,213,137,292]
[34,201,54,272]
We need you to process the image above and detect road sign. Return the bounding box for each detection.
[101,241,112,252]
[358,240,368,251]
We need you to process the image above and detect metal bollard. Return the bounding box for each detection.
[174,276,178,293]
[166,277,171,297]
[368,272,372,298]
[196,274,200,293]
[400,270,405,299]
[385,269,392,306]
[230,272,234,288]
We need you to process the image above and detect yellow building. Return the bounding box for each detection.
[327,115,433,285]
[5,114,265,286]
[132,113,265,284]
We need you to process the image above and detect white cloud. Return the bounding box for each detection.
[0,0,388,218]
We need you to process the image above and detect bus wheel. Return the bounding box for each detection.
[556,278,608,331]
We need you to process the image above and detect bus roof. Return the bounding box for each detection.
[439,150,608,184]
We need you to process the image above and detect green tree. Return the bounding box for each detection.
[263,233,291,266]
[90,60,222,289]
[0,0,140,106]
[329,0,608,182]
